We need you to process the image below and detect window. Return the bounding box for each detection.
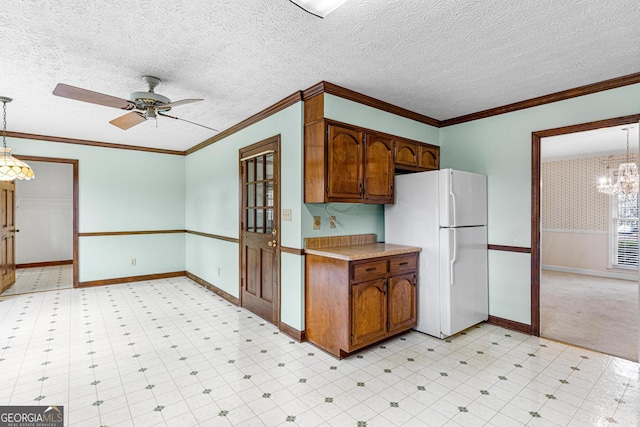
[611,192,638,269]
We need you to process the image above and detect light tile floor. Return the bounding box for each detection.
[2,265,73,296]
[0,276,638,426]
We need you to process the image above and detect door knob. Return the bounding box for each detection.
[268,240,277,247]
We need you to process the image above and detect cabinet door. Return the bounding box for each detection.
[327,125,363,200]
[351,278,387,348]
[419,145,439,170]
[387,273,417,334]
[395,140,419,168]
[364,134,394,203]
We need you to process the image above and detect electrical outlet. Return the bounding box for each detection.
[282,209,292,221]
[130,258,136,266]
[329,216,337,228]
[313,216,321,230]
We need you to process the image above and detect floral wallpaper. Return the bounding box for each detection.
[541,153,638,231]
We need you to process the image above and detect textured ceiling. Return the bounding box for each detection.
[543,125,640,161]
[2,0,639,151]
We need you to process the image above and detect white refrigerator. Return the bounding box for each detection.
[385,169,488,338]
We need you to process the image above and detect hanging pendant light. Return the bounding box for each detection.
[597,127,638,197]
[0,97,34,181]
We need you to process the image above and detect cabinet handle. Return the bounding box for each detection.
[359,183,363,197]
[365,267,377,272]
[399,262,408,266]
[413,275,417,285]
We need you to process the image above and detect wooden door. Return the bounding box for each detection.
[419,145,439,170]
[350,278,387,348]
[364,133,394,203]
[327,124,363,201]
[395,140,419,168]
[387,273,417,334]
[240,137,280,325]
[0,181,16,294]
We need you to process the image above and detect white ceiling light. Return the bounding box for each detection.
[289,0,348,17]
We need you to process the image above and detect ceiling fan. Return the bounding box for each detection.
[53,76,218,131]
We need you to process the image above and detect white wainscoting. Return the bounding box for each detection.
[542,229,638,281]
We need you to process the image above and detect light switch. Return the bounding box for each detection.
[282,209,292,221]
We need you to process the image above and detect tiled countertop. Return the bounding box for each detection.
[304,243,420,261]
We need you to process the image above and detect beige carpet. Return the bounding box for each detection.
[541,270,638,362]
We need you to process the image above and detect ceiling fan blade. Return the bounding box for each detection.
[156,99,203,110]
[109,112,146,130]
[157,111,218,132]
[53,83,135,110]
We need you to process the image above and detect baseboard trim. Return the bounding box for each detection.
[487,316,531,335]
[17,260,73,269]
[78,271,186,287]
[279,322,306,342]
[186,271,240,306]
[542,265,638,282]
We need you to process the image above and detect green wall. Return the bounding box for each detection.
[439,83,640,324]
[184,95,440,331]
[184,102,305,329]
[9,137,186,282]
[13,82,637,332]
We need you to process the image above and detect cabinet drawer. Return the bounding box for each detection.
[389,255,417,273]
[352,259,388,280]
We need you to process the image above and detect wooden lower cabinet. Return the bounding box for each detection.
[305,252,418,358]
[351,278,387,347]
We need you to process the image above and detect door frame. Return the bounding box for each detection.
[530,113,640,336]
[238,135,281,326]
[15,155,79,288]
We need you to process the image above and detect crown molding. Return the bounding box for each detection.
[6,131,184,155]
[440,71,640,127]
[302,81,441,128]
[10,72,639,155]
[185,91,303,155]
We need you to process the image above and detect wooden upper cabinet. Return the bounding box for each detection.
[363,133,394,203]
[303,92,439,203]
[327,125,363,200]
[395,140,419,168]
[419,145,439,170]
[305,121,394,204]
[394,139,440,173]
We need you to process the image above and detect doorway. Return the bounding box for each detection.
[532,115,640,361]
[2,156,79,296]
[239,136,280,325]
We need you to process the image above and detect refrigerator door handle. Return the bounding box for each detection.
[449,172,456,227]
[450,228,457,286]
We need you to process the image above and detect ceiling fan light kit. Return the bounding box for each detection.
[0,97,35,181]
[52,75,217,132]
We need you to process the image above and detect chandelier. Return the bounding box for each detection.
[0,97,34,181]
[597,127,638,197]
